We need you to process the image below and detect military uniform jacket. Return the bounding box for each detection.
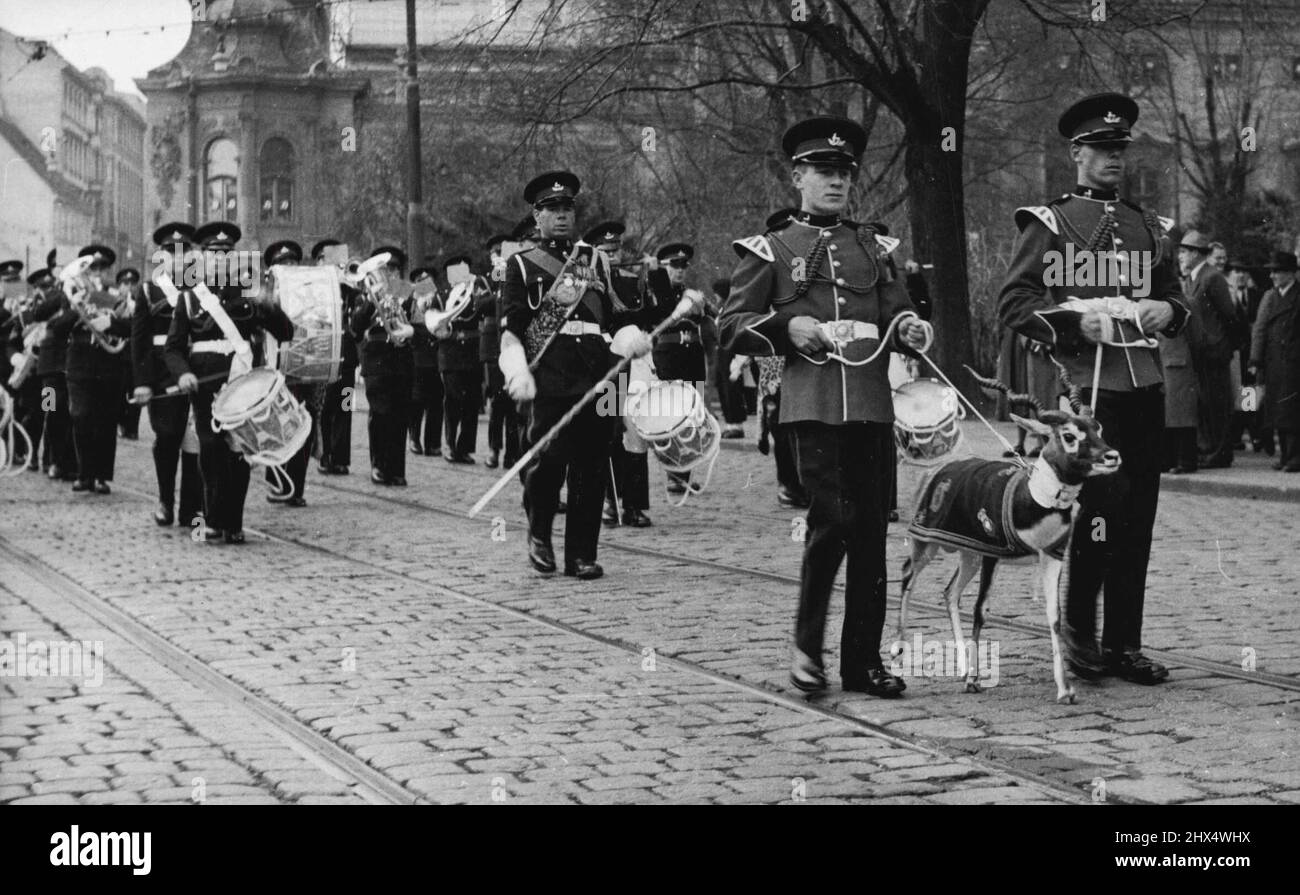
[435,276,483,373]
[47,286,131,382]
[25,290,72,376]
[403,292,441,369]
[998,188,1188,392]
[501,239,617,397]
[132,282,185,389]
[477,273,502,364]
[164,287,294,389]
[719,214,916,425]
[348,298,414,379]
[644,273,707,382]
[338,284,360,374]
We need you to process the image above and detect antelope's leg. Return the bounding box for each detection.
[895,541,933,645]
[968,556,999,693]
[1041,554,1075,703]
[943,552,981,686]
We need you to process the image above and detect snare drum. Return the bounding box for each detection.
[626,380,720,474]
[211,368,312,467]
[892,377,964,463]
[268,266,342,382]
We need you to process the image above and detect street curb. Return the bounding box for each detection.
[717,438,1300,503]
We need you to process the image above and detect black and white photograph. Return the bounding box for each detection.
[0,0,1295,852]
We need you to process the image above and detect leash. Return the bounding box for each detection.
[917,352,1028,468]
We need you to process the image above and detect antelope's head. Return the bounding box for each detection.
[1011,408,1119,483]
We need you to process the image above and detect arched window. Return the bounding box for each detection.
[260,138,294,223]
[205,138,239,222]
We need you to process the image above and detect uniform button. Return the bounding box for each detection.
[835,277,846,286]
[1114,237,1124,246]
[1105,204,1115,213]
[832,260,842,267]
[829,244,839,251]
[838,297,847,305]
[820,230,831,238]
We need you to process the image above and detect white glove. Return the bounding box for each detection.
[499,341,536,401]
[9,352,22,368]
[611,325,652,358]
[89,314,111,332]
[728,354,750,382]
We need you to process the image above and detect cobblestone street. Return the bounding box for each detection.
[2,410,1298,805]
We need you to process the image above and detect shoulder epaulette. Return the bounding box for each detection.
[732,235,775,262]
[1014,206,1059,235]
[875,234,900,255]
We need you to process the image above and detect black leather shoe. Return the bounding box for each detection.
[1065,642,1107,681]
[370,468,388,486]
[93,481,111,495]
[284,496,307,507]
[528,535,556,573]
[49,465,63,480]
[789,664,828,695]
[154,504,174,526]
[447,453,474,464]
[26,458,40,472]
[390,476,407,487]
[72,479,91,492]
[776,486,809,509]
[409,440,424,455]
[842,668,907,698]
[602,503,619,526]
[564,559,604,580]
[427,447,442,458]
[1106,651,1169,684]
[197,525,225,543]
[224,530,246,545]
[665,478,687,495]
[622,509,652,528]
[318,463,337,475]
[484,451,500,469]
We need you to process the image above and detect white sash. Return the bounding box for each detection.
[194,284,254,379]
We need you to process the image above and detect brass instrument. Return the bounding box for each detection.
[355,252,413,345]
[60,255,126,355]
[424,279,474,336]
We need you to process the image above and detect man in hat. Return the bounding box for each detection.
[1226,259,1268,454]
[480,233,519,469]
[720,116,930,697]
[499,170,653,578]
[18,265,76,477]
[132,222,203,526]
[312,238,358,475]
[166,234,295,543]
[115,267,143,439]
[1250,251,1300,471]
[260,240,318,506]
[194,222,245,298]
[0,260,22,392]
[405,263,444,457]
[1178,230,1240,468]
[436,253,482,463]
[999,93,1189,685]
[350,246,414,485]
[46,245,131,493]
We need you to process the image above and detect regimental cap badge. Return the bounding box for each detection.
[605,231,617,241]
[827,132,846,147]
[552,182,563,192]
[1103,111,1121,125]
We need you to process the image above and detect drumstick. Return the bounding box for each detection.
[126,371,231,404]
[468,293,703,518]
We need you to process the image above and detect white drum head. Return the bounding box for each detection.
[628,381,698,437]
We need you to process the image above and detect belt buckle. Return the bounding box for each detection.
[681,331,692,345]
[829,320,855,344]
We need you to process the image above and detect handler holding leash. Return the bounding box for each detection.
[720,116,930,698]
[998,93,1188,684]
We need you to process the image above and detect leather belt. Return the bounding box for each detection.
[191,339,238,355]
[818,320,879,344]
[659,330,699,345]
[559,321,604,337]
[152,334,168,346]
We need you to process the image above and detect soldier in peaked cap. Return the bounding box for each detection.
[262,240,303,269]
[404,262,445,458]
[584,221,625,253]
[998,92,1189,685]
[720,115,930,698]
[132,221,202,527]
[314,238,359,475]
[499,170,653,579]
[194,222,242,297]
[479,233,520,469]
[20,262,77,478]
[114,268,143,440]
[349,245,414,485]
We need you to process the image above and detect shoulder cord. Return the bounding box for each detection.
[772,233,828,306]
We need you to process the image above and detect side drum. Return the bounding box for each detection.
[211,368,311,467]
[892,377,964,463]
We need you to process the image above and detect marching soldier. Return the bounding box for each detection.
[437,254,482,464]
[312,239,356,475]
[499,171,653,579]
[585,221,652,528]
[350,245,413,486]
[0,260,20,394]
[479,233,517,469]
[167,222,295,543]
[115,267,143,440]
[50,245,131,494]
[998,93,1189,685]
[261,239,315,506]
[132,222,202,526]
[406,264,444,458]
[720,116,930,697]
[24,264,77,480]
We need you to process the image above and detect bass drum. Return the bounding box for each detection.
[267,266,342,383]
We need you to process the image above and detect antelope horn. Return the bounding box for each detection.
[965,365,1045,418]
[1049,355,1087,416]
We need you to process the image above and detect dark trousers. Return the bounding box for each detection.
[319,371,354,468]
[442,367,481,457]
[714,348,748,425]
[774,424,804,494]
[607,434,649,512]
[524,395,611,565]
[15,375,44,464]
[148,395,201,519]
[1279,429,1300,468]
[366,373,411,479]
[191,385,252,533]
[68,375,121,481]
[39,373,74,472]
[791,421,893,676]
[119,394,141,437]
[486,367,521,465]
[266,382,318,498]
[1163,426,1198,471]
[409,366,443,452]
[1064,386,1164,656]
[1195,353,1234,466]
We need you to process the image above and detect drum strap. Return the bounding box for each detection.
[194,285,253,378]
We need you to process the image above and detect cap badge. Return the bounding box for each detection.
[552,182,564,192]
[605,232,616,241]
[216,231,228,241]
[827,132,846,147]
[1103,111,1121,125]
